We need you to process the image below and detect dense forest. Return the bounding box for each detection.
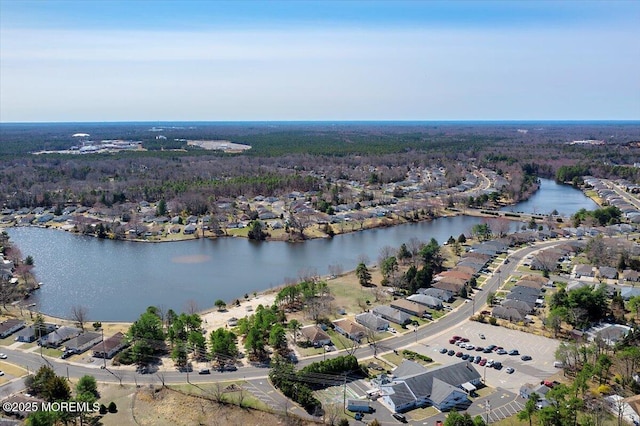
[0,122,639,212]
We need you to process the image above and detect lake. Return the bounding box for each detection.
[5,179,597,321]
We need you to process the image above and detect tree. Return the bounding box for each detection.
[486,291,496,306]
[108,401,117,413]
[171,342,188,368]
[355,263,372,287]
[156,199,167,216]
[214,299,226,311]
[76,375,99,399]
[70,305,88,331]
[288,319,301,345]
[517,392,540,426]
[248,220,268,241]
[128,307,166,365]
[471,223,492,241]
[269,324,288,353]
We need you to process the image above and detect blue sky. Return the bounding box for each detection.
[1,1,639,122]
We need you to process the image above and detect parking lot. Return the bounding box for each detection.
[406,320,560,394]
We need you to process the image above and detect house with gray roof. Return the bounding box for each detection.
[597,266,618,280]
[491,306,524,322]
[418,288,455,302]
[621,286,640,300]
[64,331,102,354]
[0,319,25,339]
[92,332,128,358]
[574,264,595,278]
[407,294,443,310]
[372,306,412,326]
[380,360,481,413]
[40,326,82,348]
[355,312,389,332]
[622,269,640,282]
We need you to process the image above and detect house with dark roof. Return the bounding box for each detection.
[91,332,128,358]
[622,269,640,282]
[64,331,102,354]
[372,306,412,325]
[355,312,389,332]
[500,299,534,315]
[418,288,455,303]
[598,266,618,280]
[0,319,25,339]
[574,264,595,278]
[379,360,481,413]
[40,326,82,348]
[433,280,465,294]
[14,323,56,343]
[491,306,524,322]
[621,286,640,300]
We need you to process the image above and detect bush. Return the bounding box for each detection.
[99,404,107,415]
[108,402,117,413]
[488,317,498,326]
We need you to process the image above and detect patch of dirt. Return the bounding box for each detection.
[133,386,318,426]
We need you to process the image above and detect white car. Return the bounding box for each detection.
[0,371,4,376]
[0,353,6,359]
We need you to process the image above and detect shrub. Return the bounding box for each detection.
[488,317,498,326]
[108,402,117,413]
[99,404,107,415]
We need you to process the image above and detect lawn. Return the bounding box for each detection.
[0,337,14,346]
[40,347,63,358]
[0,361,28,378]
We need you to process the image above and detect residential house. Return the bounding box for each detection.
[621,286,640,300]
[520,383,552,408]
[418,288,455,303]
[574,264,595,278]
[491,306,524,322]
[92,332,128,358]
[40,326,82,348]
[372,306,412,326]
[332,319,366,342]
[379,360,481,413]
[299,325,331,348]
[0,319,25,339]
[64,331,102,354]
[622,269,640,282]
[407,294,443,310]
[355,312,389,332]
[390,299,426,318]
[433,280,465,294]
[14,323,56,343]
[598,266,618,280]
[184,223,197,234]
[500,300,534,315]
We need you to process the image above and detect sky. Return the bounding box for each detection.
[1,0,639,122]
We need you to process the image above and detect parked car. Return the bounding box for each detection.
[392,413,408,423]
[486,359,494,368]
[493,361,502,369]
[447,350,455,356]
[479,358,487,366]
[456,352,463,357]
[198,368,210,375]
[475,346,484,351]
[474,355,482,363]
[496,349,507,355]
[439,348,448,354]
[505,367,515,374]
[355,413,364,421]
[460,337,469,342]
[0,353,7,359]
[479,333,486,339]
[521,355,532,361]
[508,349,519,355]
[466,345,475,350]
[461,354,469,360]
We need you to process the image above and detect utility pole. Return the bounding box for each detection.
[486,400,491,424]
[343,372,347,413]
[101,328,106,369]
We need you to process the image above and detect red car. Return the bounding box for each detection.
[449,339,457,344]
[479,358,487,366]
[452,336,461,341]
[455,352,463,357]
[460,338,470,342]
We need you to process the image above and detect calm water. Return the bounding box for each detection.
[501,178,598,215]
[6,179,594,321]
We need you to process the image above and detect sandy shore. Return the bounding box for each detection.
[200,293,277,335]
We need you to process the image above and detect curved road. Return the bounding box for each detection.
[0,238,569,398]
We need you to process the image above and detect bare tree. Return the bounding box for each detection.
[184,299,199,315]
[211,382,226,404]
[323,403,341,426]
[70,305,88,331]
[0,278,16,313]
[328,263,344,278]
[357,254,370,266]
